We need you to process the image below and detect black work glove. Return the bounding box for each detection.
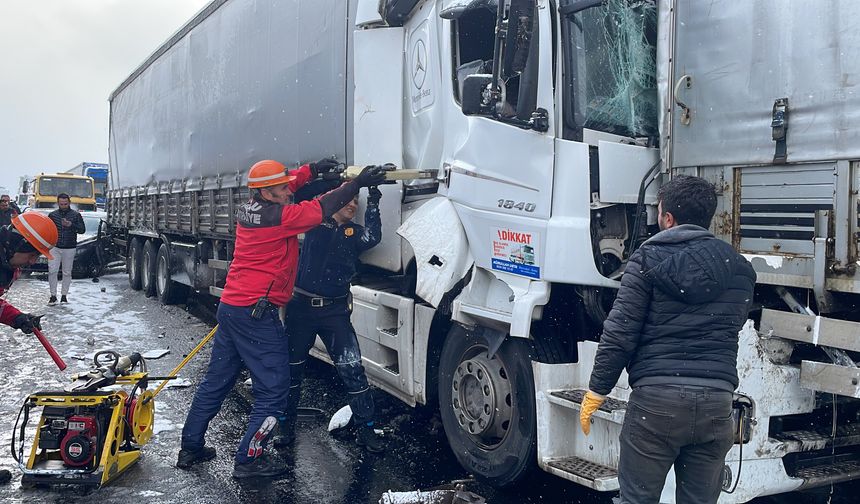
[353,165,388,188]
[367,186,383,206]
[379,163,399,184]
[12,313,42,334]
[310,158,341,178]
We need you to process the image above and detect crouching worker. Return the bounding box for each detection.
[0,213,58,334]
[273,186,385,453]
[177,159,386,479]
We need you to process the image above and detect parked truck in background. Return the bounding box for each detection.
[32,172,96,210]
[107,1,860,501]
[71,162,109,209]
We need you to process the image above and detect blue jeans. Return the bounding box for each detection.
[181,302,290,463]
[618,385,735,504]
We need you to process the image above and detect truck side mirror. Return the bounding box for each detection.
[461,74,494,116]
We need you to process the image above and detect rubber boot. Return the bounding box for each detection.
[272,419,295,449]
[355,423,385,453]
[232,453,288,479]
[176,446,216,469]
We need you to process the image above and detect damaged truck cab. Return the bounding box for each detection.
[363,0,860,500]
[107,0,860,501]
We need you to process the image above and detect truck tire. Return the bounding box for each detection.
[438,325,536,486]
[156,243,188,305]
[127,237,143,290]
[141,240,159,298]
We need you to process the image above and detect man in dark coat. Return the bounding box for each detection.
[47,193,86,304]
[580,175,756,503]
[0,195,21,215]
[0,197,17,226]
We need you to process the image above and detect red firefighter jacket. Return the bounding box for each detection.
[0,271,22,327]
[220,165,323,307]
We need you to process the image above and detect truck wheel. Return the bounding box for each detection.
[127,237,143,290]
[141,240,158,298]
[156,243,187,305]
[438,325,536,486]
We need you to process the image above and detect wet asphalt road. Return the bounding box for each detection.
[0,273,857,503]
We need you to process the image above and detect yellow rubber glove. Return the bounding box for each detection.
[579,390,606,435]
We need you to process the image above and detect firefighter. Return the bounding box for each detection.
[273,186,385,452]
[177,159,386,479]
[0,212,58,334]
[0,212,58,485]
[0,212,57,485]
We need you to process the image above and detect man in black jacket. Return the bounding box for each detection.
[0,197,17,226]
[1,195,21,215]
[580,175,756,503]
[47,193,86,304]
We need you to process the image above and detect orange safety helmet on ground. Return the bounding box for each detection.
[11,212,58,259]
[247,160,297,189]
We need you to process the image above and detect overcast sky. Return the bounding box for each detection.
[0,0,209,194]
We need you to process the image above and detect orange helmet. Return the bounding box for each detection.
[247,160,297,189]
[12,212,58,259]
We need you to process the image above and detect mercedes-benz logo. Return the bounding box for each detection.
[411,38,427,90]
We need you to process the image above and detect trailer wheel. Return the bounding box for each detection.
[438,325,536,486]
[127,237,143,290]
[156,243,187,305]
[141,240,159,298]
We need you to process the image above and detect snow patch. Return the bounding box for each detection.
[379,490,452,504]
[153,416,180,435]
[741,253,784,269]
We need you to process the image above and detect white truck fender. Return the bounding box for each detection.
[397,197,474,308]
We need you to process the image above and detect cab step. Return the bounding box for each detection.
[545,456,619,491]
[548,389,628,424]
[792,455,860,490]
[777,424,860,452]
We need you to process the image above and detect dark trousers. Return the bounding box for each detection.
[618,385,735,504]
[181,302,290,464]
[283,297,375,424]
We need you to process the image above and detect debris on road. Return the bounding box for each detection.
[164,377,192,389]
[141,348,170,359]
[328,404,353,432]
[379,484,486,504]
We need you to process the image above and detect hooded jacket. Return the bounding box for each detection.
[588,224,756,396]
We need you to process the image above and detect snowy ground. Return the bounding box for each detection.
[0,274,855,503]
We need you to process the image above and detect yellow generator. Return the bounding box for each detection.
[13,351,159,489]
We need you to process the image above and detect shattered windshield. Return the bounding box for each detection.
[563,0,658,139]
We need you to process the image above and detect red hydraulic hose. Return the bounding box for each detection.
[32,327,67,371]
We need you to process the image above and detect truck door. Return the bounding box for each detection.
[442,0,556,292]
